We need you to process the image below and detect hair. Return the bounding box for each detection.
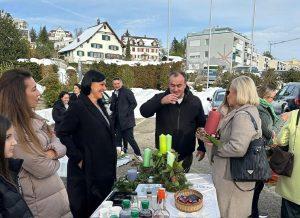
[74,83,81,90]
[0,69,45,155]
[59,91,69,99]
[81,70,106,95]
[258,84,277,99]
[112,77,122,82]
[0,115,13,182]
[169,71,187,82]
[230,76,259,106]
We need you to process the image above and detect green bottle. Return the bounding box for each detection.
[131,209,139,218]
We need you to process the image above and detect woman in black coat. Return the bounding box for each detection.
[58,70,117,218]
[52,91,70,133]
[0,115,33,218]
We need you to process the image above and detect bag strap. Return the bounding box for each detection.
[242,110,258,131]
[296,110,300,127]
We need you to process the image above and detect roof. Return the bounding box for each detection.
[59,22,124,53]
[122,35,159,47]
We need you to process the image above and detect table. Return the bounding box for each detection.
[57,155,132,178]
[91,173,220,218]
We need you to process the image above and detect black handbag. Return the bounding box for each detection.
[230,111,271,184]
[269,110,299,177]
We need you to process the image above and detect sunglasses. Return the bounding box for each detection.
[225,90,230,95]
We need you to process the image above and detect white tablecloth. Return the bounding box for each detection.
[91,173,220,218]
[57,155,132,177]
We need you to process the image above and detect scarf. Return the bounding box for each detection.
[259,98,279,122]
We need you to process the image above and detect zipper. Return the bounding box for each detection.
[177,106,181,131]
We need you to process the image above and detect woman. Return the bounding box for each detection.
[52,91,70,134]
[0,115,33,217]
[69,83,81,103]
[275,104,300,218]
[58,70,117,218]
[251,84,287,218]
[0,69,71,218]
[197,76,262,218]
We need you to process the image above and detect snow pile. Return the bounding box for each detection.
[17,58,56,66]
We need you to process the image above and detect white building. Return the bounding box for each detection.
[58,21,124,63]
[13,18,30,41]
[121,31,160,61]
[48,27,73,42]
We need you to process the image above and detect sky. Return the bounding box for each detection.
[1,0,300,61]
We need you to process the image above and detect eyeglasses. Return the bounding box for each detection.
[225,90,230,95]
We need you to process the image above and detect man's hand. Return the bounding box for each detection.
[281,112,290,122]
[45,149,57,159]
[78,160,83,169]
[196,151,205,161]
[161,94,178,105]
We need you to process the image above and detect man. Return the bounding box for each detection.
[140,71,206,172]
[110,78,142,161]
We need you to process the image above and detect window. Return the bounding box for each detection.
[189,40,200,47]
[77,51,84,56]
[141,48,144,52]
[146,49,149,52]
[108,45,119,51]
[205,39,209,45]
[102,35,111,41]
[151,49,154,53]
[205,51,209,58]
[87,51,104,58]
[91,43,103,49]
[132,47,135,52]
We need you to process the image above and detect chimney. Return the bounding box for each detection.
[96,17,100,25]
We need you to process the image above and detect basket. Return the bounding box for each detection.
[174,189,203,213]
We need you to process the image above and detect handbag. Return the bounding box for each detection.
[269,110,299,177]
[230,111,271,184]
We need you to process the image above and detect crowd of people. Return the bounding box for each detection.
[0,68,299,218]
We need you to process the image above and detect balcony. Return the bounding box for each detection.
[234,43,243,51]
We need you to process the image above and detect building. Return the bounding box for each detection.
[13,18,30,41]
[284,59,300,71]
[256,55,287,72]
[121,31,160,61]
[48,27,73,42]
[186,27,258,72]
[59,21,124,63]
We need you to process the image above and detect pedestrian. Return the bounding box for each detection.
[52,91,70,134]
[197,76,262,218]
[140,71,206,172]
[0,69,71,218]
[275,100,300,218]
[251,84,287,218]
[0,115,33,217]
[58,70,117,218]
[69,83,81,102]
[110,78,142,161]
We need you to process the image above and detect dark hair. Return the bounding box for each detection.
[258,84,277,98]
[0,115,13,182]
[169,71,187,81]
[74,83,81,89]
[81,70,106,95]
[59,91,69,99]
[113,77,122,81]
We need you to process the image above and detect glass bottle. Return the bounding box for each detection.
[119,199,131,218]
[131,209,139,218]
[139,200,153,218]
[146,190,153,211]
[131,191,139,210]
[153,188,170,218]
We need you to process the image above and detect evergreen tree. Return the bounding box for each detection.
[263,51,274,59]
[36,26,54,58]
[0,10,29,62]
[169,37,186,58]
[29,27,37,42]
[125,38,131,61]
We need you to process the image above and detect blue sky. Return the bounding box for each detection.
[1,0,300,60]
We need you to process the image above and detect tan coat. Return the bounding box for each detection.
[210,105,262,218]
[13,116,71,218]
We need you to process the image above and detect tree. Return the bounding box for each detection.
[29,27,37,42]
[263,51,274,59]
[280,69,300,83]
[261,69,280,88]
[169,37,186,58]
[125,38,131,61]
[36,26,54,58]
[0,10,29,62]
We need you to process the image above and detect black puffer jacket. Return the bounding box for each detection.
[0,159,33,218]
[140,88,206,159]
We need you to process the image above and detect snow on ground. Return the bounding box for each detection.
[36,87,221,124]
[17,58,56,66]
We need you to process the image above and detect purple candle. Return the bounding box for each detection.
[127,169,137,181]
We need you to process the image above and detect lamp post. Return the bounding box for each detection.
[250,0,256,74]
[167,0,171,61]
[206,0,213,89]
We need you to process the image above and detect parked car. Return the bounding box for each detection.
[207,88,226,111]
[272,82,300,114]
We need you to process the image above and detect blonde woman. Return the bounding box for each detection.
[197,76,262,218]
[0,69,71,217]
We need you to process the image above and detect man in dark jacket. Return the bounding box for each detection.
[140,71,206,172]
[52,91,70,134]
[110,78,142,161]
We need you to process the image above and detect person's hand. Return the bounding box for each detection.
[45,149,57,159]
[78,160,83,169]
[281,112,290,122]
[204,142,214,147]
[161,94,178,105]
[196,128,209,142]
[272,130,276,139]
[196,151,205,161]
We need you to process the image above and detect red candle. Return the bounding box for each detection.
[205,109,221,135]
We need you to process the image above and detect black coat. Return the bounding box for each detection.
[58,94,117,217]
[140,88,206,158]
[110,87,137,131]
[0,159,33,218]
[52,100,68,132]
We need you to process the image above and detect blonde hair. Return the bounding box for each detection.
[230,76,259,106]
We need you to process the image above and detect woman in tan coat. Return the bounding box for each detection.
[197,76,262,218]
[0,69,71,217]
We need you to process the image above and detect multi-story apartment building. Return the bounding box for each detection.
[186,27,257,72]
[49,27,74,50]
[13,18,30,41]
[59,21,124,63]
[284,59,300,70]
[121,31,160,61]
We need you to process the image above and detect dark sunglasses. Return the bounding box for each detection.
[225,90,230,95]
